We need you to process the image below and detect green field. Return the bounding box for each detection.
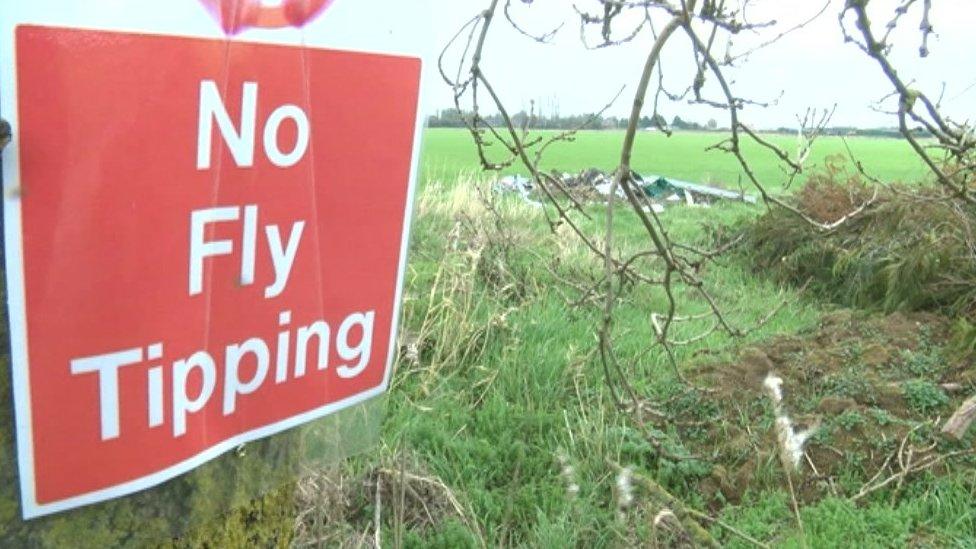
[420,128,930,190]
[294,129,974,547]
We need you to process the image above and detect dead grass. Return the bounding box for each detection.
[745,163,976,320]
[292,455,480,548]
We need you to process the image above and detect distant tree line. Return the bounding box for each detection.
[425,108,633,130]
[427,108,925,137]
[772,126,929,138]
[428,108,689,131]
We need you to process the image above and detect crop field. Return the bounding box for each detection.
[291,129,975,548]
[420,128,931,190]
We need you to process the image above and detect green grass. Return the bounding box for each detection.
[720,478,976,548]
[379,184,822,546]
[421,128,930,190]
[306,130,974,547]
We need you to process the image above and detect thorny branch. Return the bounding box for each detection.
[840,0,975,203]
[439,0,842,449]
[441,0,975,463]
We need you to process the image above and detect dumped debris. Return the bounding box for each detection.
[494,168,758,212]
[495,174,543,208]
[645,176,759,205]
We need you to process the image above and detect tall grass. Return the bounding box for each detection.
[309,179,816,545]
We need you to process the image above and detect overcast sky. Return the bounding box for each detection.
[426,0,976,129]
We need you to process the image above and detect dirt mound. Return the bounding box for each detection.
[668,310,975,507]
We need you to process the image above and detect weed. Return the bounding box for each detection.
[820,368,873,402]
[897,348,942,377]
[836,410,866,431]
[811,425,835,446]
[901,380,949,415]
[868,407,894,426]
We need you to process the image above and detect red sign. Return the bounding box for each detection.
[7,25,421,517]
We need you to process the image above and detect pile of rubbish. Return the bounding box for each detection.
[495,168,757,212]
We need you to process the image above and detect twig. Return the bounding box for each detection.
[685,506,771,549]
[608,460,720,548]
[942,393,976,439]
[373,474,382,549]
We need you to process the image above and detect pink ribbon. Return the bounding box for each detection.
[198,0,335,34]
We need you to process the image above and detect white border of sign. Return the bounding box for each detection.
[1,0,429,519]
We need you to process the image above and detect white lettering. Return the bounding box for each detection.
[196,80,257,169]
[263,104,310,167]
[70,311,376,440]
[70,348,143,440]
[223,338,271,414]
[336,311,375,379]
[275,310,292,383]
[147,343,164,428]
[189,206,240,296]
[295,320,330,377]
[240,204,258,286]
[264,221,305,298]
[173,351,217,437]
